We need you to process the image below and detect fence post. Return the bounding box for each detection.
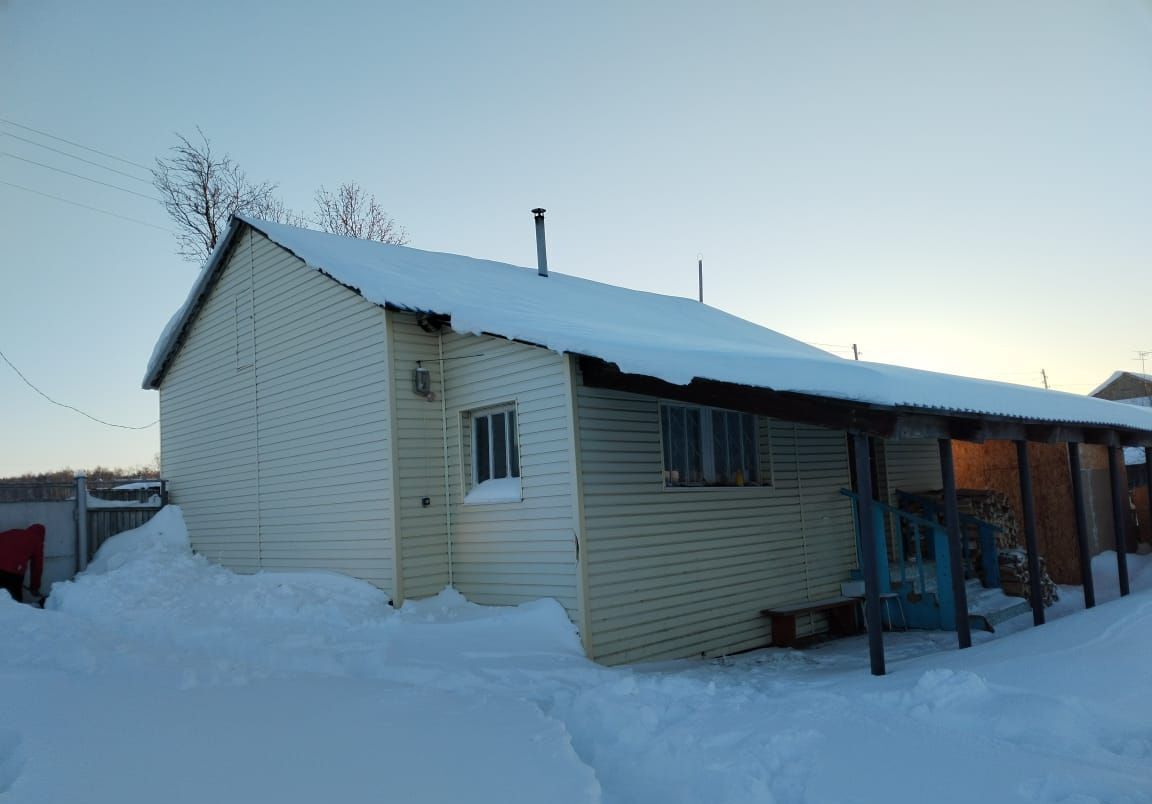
[75,472,89,572]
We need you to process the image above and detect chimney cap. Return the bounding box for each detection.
[532,207,546,217]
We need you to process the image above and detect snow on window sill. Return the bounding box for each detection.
[464,476,523,505]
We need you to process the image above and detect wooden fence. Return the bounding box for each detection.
[86,506,165,561]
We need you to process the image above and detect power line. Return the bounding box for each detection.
[0,348,158,430]
[0,179,170,232]
[0,117,152,172]
[0,131,154,185]
[0,150,160,201]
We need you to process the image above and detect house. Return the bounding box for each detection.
[144,214,1152,669]
[1090,371,1152,406]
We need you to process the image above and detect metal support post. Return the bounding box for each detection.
[853,432,885,676]
[1014,441,1045,626]
[1066,443,1095,608]
[938,439,971,649]
[1107,445,1131,597]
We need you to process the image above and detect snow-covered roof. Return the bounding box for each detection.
[1088,370,1152,398]
[145,215,1152,436]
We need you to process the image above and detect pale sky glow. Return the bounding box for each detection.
[2,0,1151,474]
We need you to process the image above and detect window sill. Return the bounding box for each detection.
[662,484,772,493]
[464,477,523,505]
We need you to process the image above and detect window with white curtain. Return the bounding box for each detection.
[660,403,763,487]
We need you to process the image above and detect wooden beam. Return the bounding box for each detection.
[971,420,1029,442]
[1025,424,1086,444]
[946,418,989,443]
[1084,429,1121,447]
[1117,431,1152,448]
[892,415,953,441]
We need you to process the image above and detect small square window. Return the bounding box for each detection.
[660,403,765,488]
[464,405,522,503]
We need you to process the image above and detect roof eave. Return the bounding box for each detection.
[142,216,248,390]
[577,356,1152,447]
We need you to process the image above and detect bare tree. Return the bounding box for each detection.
[152,128,279,261]
[155,130,408,260]
[258,196,310,228]
[314,182,408,244]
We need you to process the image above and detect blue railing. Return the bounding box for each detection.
[841,489,950,588]
[895,491,1001,588]
[841,489,1006,631]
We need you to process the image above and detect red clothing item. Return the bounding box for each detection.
[0,524,45,595]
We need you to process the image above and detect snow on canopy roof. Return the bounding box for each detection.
[144,215,1152,435]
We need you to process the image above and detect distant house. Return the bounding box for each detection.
[144,215,1152,666]
[1090,371,1152,475]
[1091,371,1152,541]
[1090,371,1152,407]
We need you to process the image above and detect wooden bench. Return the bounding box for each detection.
[761,596,860,647]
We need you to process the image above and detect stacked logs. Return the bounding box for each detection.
[998,549,1060,606]
[953,490,1018,550]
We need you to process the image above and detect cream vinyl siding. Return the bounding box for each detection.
[576,383,856,665]
[159,229,396,592]
[247,232,395,590]
[439,331,579,615]
[389,312,451,599]
[158,230,261,570]
[882,439,943,502]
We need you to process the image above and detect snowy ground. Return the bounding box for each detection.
[1,508,1150,803]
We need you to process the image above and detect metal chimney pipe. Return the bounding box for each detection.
[532,208,548,277]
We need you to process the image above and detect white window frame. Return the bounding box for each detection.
[659,402,766,489]
[464,404,522,504]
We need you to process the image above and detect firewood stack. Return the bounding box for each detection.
[998,549,1060,606]
[953,490,1019,550]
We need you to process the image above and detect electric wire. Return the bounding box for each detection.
[0,179,170,232]
[0,348,159,430]
[0,117,152,172]
[0,130,154,185]
[0,150,160,201]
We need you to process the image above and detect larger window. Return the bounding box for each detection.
[465,404,521,503]
[660,403,763,487]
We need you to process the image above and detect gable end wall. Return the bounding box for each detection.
[159,229,396,592]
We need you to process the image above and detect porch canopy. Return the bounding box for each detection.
[578,358,1152,448]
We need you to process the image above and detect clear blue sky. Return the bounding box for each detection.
[2,0,1151,475]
